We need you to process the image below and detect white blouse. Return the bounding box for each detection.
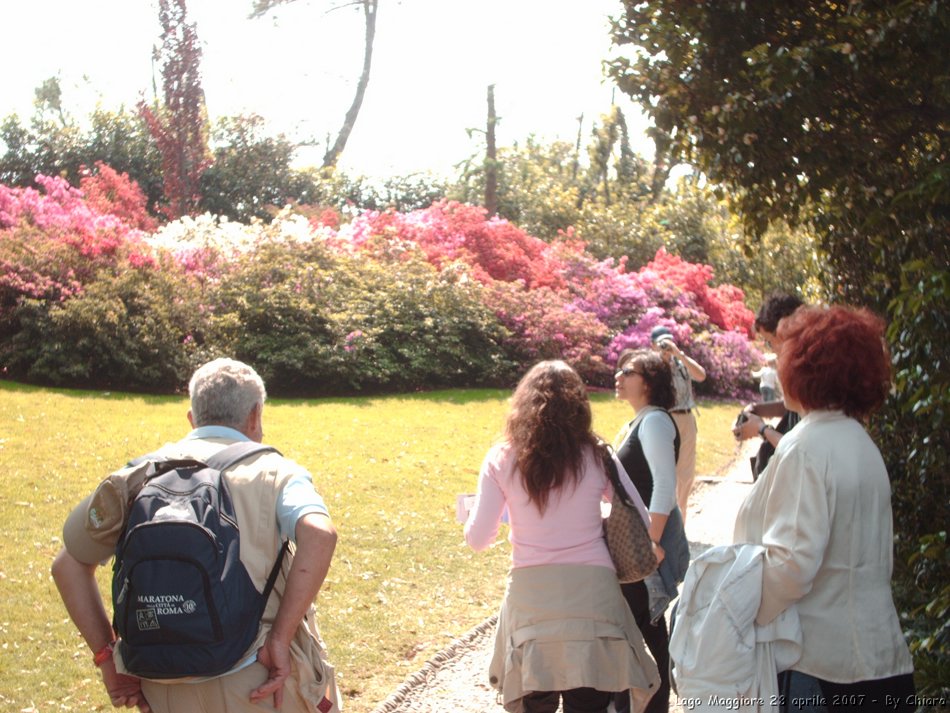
[733,410,913,683]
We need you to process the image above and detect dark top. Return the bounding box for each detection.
[752,408,801,480]
[616,411,681,505]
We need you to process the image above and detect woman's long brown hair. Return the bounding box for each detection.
[505,361,606,515]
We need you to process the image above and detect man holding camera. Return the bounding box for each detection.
[651,326,706,520]
[733,292,805,479]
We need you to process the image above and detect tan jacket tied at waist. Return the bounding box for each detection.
[489,564,660,713]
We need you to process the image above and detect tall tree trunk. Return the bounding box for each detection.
[650,135,671,204]
[572,113,583,181]
[485,84,498,216]
[322,0,378,168]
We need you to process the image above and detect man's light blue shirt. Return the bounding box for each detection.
[186,425,330,541]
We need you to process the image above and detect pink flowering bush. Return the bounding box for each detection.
[484,280,609,382]
[0,172,154,310]
[79,162,158,233]
[644,248,755,334]
[691,329,763,401]
[343,201,567,289]
[0,168,761,397]
[226,204,759,395]
[0,173,210,389]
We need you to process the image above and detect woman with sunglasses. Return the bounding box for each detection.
[465,360,660,713]
[612,348,684,713]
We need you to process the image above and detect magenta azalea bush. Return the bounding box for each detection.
[0,173,760,397]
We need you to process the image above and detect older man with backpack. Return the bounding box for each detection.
[51,358,340,713]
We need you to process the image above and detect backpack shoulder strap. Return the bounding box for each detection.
[126,451,169,468]
[203,441,281,472]
[205,441,289,610]
[127,441,280,472]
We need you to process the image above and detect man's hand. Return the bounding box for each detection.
[734,412,766,441]
[249,513,336,709]
[50,549,151,711]
[100,660,151,712]
[250,633,292,709]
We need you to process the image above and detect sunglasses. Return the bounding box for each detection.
[615,366,643,378]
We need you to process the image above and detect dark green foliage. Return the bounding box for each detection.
[209,237,513,397]
[610,0,949,692]
[199,115,308,222]
[0,108,164,213]
[901,532,950,696]
[366,173,448,212]
[882,266,950,697]
[294,168,448,215]
[0,114,87,186]
[86,108,165,214]
[208,238,344,394]
[1,260,206,392]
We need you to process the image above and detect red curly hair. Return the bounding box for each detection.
[777,305,891,419]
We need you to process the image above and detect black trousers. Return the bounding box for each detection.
[778,670,916,713]
[523,687,612,713]
[613,580,669,713]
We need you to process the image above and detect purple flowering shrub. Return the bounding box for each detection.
[691,329,763,400]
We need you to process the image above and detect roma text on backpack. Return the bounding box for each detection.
[112,441,289,679]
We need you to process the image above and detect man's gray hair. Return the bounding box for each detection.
[188,358,267,429]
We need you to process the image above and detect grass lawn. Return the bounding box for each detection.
[0,380,741,712]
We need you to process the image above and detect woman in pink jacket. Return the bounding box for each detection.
[465,360,659,713]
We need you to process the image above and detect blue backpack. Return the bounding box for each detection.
[112,441,289,679]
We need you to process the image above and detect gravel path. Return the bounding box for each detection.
[370,441,759,713]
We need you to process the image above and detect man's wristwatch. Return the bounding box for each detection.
[759,423,770,437]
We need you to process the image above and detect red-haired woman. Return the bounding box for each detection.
[465,360,660,713]
[734,306,915,711]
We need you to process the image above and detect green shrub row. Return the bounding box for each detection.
[0,239,517,396]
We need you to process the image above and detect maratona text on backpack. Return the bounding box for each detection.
[112,441,289,679]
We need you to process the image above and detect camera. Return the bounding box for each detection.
[734,412,749,429]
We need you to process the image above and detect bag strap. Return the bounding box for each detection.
[207,442,289,610]
[126,440,289,610]
[601,444,637,509]
[205,441,280,472]
[128,441,280,471]
[260,539,290,613]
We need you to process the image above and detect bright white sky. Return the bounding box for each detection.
[2,0,653,181]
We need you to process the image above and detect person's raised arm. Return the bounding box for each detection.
[671,343,706,382]
[250,512,337,709]
[51,548,151,712]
